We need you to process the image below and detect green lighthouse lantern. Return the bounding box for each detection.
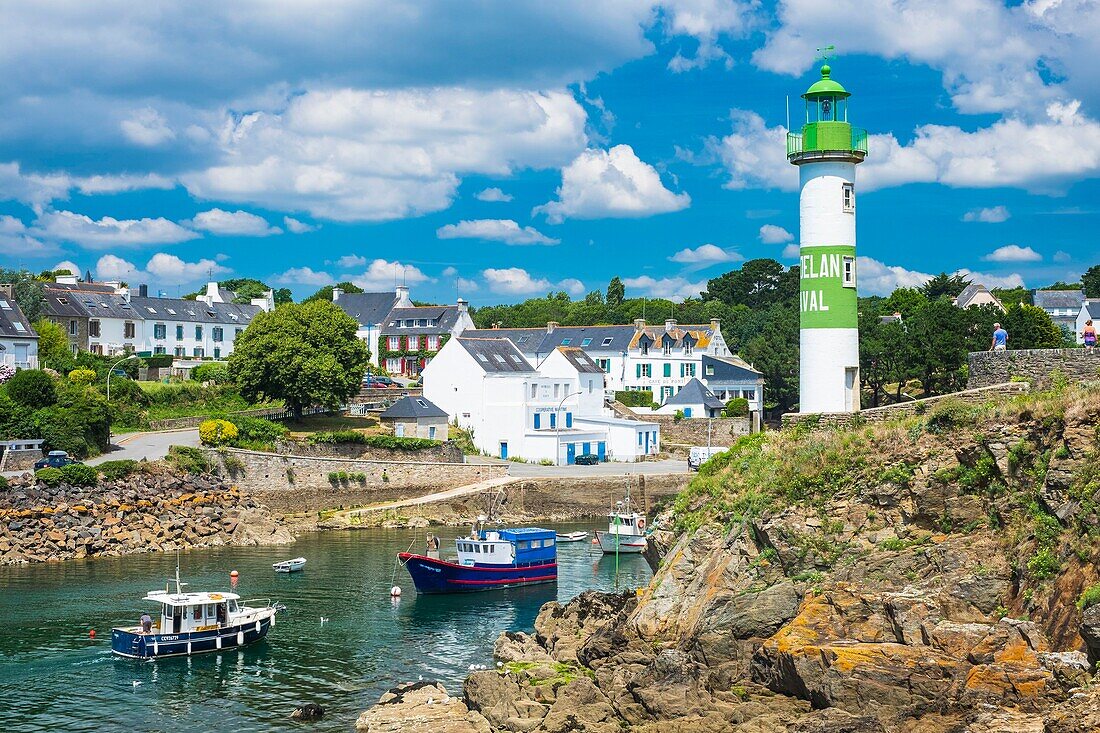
[787,64,868,161]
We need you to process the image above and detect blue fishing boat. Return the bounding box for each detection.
[110,566,281,659]
[399,526,557,594]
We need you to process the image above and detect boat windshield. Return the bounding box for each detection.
[228,599,239,613]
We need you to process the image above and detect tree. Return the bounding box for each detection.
[704,258,798,309]
[919,272,971,301]
[740,305,799,414]
[0,268,46,321]
[33,319,69,369]
[274,287,294,305]
[1082,265,1100,298]
[1001,303,1064,349]
[303,281,365,304]
[228,300,370,419]
[606,277,625,306]
[4,369,57,409]
[991,286,1031,307]
[880,287,928,320]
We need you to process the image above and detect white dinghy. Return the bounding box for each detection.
[272,557,307,573]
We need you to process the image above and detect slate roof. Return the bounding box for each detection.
[702,354,763,381]
[457,337,536,373]
[43,288,93,319]
[130,297,262,326]
[1083,301,1100,319]
[954,283,1003,309]
[334,291,398,328]
[553,346,605,374]
[0,296,37,339]
[380,395,449,420]
[663,378,724,410]
[1034,290,1085,310]
[384,305,462,335]
[72,293,145,320]
[46,281,117,294]
[463,323,716,355]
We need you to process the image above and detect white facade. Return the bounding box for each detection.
[424,339,659,464]
[798,160,860,413]
[1077,301,1100,343]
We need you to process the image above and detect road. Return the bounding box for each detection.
[325,476,519,523]
[86,428,200,465]
[466,457,688,478]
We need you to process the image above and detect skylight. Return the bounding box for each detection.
[56,297,69,305]
[0,300,10,310]
[167,308,176,315]
[494,354,506,362]
[13,322,25,331]
[581,338,592,346]
[146,307,156,313]
[601,337,613,346]
[517,336,529,344]
[477,353,489,362]
[561,338,571,345]
[416,399,428,408]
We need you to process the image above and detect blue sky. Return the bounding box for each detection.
[0,1,1097,305]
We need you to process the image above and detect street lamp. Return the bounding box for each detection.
[106,353,140,449]
[554,390,581,466]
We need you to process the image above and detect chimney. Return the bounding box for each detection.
[710,318,721,331]
[138,284,149,298]
[456,298,468,314]
[56,273,79,285]
[0,284,12,299]
[665,318,677,332]
[547,321,559,334]
[332,287,343,302]
[395,284,412,307]
[633,318,646,331]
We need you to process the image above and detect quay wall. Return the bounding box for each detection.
[967,348,1100,390]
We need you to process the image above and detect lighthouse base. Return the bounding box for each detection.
[799,328,860,413]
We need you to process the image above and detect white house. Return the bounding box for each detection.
[331,286,409,366]
[0,290,38,370]
[953,283,1005,311]
[1036,289,1086,333]
[463,318,736,404]
[423,337,659,464]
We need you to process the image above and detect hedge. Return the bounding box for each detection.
[307,431,441,450]
[616,390,654,408]
[97,459,139,481]
[199,419,239,446]
[59,463,98,486]
[35,467,63,487]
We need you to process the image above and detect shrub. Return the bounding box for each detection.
[364,435,440,450]
[286,468,295,484]
[199,419,239,446]
[35,467,63,487]
[168,446,215,474]
[616,390,654,408]
[0,475,7,490]
[0,363,14,384]
[309,430,367,445]
[67,368,97,387]
[228,416,288,443]
[5,369,57,409]
[143,354,174,368]
[192,363,232,384]
[59,463,98,486]
[1077,584,1100,610]
[1027,548,1061,580]
[723,397,750,417]
[97,459,138,481]
[673,410,684,422]
[925,399,976,433]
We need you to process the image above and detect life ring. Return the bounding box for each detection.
[637,518,646,530]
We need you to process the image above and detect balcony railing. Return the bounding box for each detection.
[787,126,868,158]
[0,353,38,370]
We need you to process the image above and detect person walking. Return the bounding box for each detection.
[989,323,1008,353]
[1083,319,1097,353]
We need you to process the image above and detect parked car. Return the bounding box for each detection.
[574,453,599,466]
[688,446,728,471]
[362,375,395,388]
[34,451,82,470]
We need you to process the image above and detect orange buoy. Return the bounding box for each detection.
[230,570,239,577]
[89,629,96,638]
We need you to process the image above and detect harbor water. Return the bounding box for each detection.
[0,524,651,731]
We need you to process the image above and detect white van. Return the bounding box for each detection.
[688,446,728,471]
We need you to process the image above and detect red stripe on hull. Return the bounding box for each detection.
[448,574,557,586]
[399,552,556,573]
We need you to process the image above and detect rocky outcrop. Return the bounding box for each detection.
[0,468,291,564]
[355,682,490,732]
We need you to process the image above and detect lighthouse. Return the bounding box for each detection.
[788,61,867,413]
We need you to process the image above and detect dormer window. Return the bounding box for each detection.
[684,342,693,355]
[663,340,672,355]
[640,342,649,355]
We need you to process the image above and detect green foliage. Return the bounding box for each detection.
[142,354,174,368]
[879,535,931,552]
[306,431,440,451]
[673,409,684,422]
[449,425,478,455]
[1001,303,1064,349]
[925,399,978,433]
[191,363,232,384]
[723,397,749,417]
[309,430,367,444]
[605,276,625,306]
[35,467,63,487]
[67,368,97,386]
[33,319,70,369]
[59,463,98,486]
[97,459,138,481]
[167,446,215,474]
[919,272,971,301]
[703,258,798,310]
[1083,265,1100,299]
[879,462,916,487]
[227,416,287,443]
[616,390,655,407]
[0,475,6,490]
[1077,584,1100,610]
[229,300,370,419]
[5,369,58,409]
[1027,548,1060,580]
[0,268,46,321]
[199,419,239,446]
[303,281,364,304]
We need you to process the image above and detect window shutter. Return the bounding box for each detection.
[636,363,641,378]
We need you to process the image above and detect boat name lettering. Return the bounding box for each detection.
[158,635,179,641]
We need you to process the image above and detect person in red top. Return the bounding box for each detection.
[1083,319,1097,353]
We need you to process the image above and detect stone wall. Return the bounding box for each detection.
[0,448,42,472]
[782,381,1030,430]
[274,438,463,464]
[202,447,507,514]
[620,411,751,448]
[967,348,1100,390]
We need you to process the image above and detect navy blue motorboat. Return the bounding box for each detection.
[111,567,281,659]
[399,526,557,594]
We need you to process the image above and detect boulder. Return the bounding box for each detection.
[355,682,490,733]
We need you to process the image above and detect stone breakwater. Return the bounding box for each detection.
[0,470,292,565]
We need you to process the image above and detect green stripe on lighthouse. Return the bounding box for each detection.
[799,245,857,329]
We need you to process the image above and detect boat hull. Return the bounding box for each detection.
[555,532,588,542]
[594,530,646,554]
[399,552,556,594]
[110,616,273,659]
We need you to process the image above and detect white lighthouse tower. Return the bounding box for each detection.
[788,60,867,413]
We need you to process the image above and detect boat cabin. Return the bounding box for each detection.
[142,589,240,634]
[455,527,556,568]
[606,511,646,536]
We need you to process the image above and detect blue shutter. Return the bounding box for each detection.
[565,412,572,428]
[533,413,540,430]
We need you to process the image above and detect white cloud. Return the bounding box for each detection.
[145,253,229,282]
[535,145,690,223]
[663,0,759,72]
[668,243,741,264]
[188,208,281,236]
[0,162,73,209]
[856,257,934,296]
[95,254,141,282]
[436,219,558,245]
[442,266,459,277]
[52,260,82,277]
[345,259,431,291]
[983,244,1041,262]
[1053,250,1072,263]
[955,268,1026,289]
[283,216,317,234]
[120,108,176,146]
[0,214,56,255]
[622,275,706,302]
[758,224,794,243]
[708,111,795,191]
[335,254,367,269]
[74,173,175,195]
[456,277,479,291]
[182,88,587,222]
[963,206,1010,223]
[272,267,335,286]
[32,210,199,249]
[475,187,513,202]
[781,243,800,259]
[481,267,581,295]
